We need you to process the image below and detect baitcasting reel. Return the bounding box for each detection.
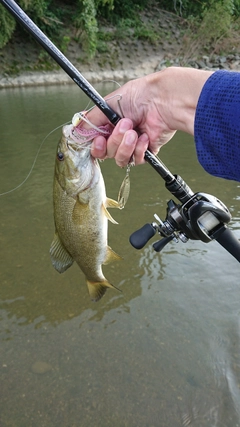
[130,156,240,263]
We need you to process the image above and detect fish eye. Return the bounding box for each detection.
[57,152,64,161]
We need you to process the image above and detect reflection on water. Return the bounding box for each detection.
[1,83,240,426]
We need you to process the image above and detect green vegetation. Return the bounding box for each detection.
[0,6,15,48]
[158,0,240,18]
[0,0,240,61]
[112,16,162,45]
[175,0,240,63]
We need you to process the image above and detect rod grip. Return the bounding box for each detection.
[215,226,240,262]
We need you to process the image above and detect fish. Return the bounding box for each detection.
[50,123,123,302]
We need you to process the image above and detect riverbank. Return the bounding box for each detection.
[0,55,161,88]
[1,4,240,89]
[1,52,240,89]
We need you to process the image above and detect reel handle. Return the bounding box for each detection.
[129,223,156,249]
[152,235,175,252]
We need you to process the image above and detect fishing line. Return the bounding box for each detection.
[81,80,122,112]
[101,79,122,88]
[0,92,122,197]
[0,122,70,197]
[77,93,123,123]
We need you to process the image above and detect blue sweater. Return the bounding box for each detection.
[194,70,240,182]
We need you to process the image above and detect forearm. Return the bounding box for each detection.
[151,68,240,181]
[194,70,240,181]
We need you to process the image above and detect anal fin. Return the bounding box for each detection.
[87,279,121,302]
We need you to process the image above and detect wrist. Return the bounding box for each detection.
[146,67,214,135]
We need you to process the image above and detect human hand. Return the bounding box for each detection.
[86,67,213,166]
[87,73,176,166]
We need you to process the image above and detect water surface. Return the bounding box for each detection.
[1,83,240,426]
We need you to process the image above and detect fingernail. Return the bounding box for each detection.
[94,138,104,151]
[125,132,136,146]
[141,132,149,143]
[118,119,133,134]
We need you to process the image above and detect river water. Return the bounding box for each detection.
[1,82,240,427]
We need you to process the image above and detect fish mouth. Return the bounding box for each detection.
[62,124,92,151]
[63,119,112,148]
[67,138,89,152]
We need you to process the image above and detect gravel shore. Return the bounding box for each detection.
[1,52,240,89]
[0,54,161,89]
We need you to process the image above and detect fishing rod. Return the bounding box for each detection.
[1,0,240,262]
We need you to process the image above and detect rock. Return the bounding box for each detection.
[196,60,206,69]
[230,61,240,70]
[219,56,227,64]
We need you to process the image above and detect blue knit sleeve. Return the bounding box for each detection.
[194,70,240,181]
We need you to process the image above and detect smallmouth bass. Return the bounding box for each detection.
[50,123,122,302]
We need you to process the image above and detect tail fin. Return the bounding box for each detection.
[87,279,121,302]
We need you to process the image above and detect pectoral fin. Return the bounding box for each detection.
[102,204,118,224]
[50,232,74,273]
[103,197,124,223]
[87,279,121,302]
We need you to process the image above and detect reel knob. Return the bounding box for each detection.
[129,223,156,249]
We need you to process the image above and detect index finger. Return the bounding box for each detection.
[86,92,122,128]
